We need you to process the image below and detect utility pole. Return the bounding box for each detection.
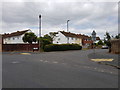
[67,20,70,44]
[39,15,41,52]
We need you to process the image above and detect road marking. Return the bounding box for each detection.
[110,72,113,74]
[100,70,104,72]
[44,61,49,63]
[53,61,58,64]
[11,61,20,64]
[91,59,114,62]
[40,60,43,62]
[62,63,66,64]
[94,68,97,70]
[20,53,31,55]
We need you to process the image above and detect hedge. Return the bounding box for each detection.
[44,44,82,52]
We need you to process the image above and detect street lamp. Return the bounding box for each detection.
[91,30,96,55]
[67,20,70,43]
[39,14,42,52]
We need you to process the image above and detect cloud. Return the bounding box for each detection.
[1,1,118,39]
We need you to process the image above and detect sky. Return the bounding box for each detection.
[0,0,119,39]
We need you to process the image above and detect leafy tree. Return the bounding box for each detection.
[104,32,112,52]
[115,33,120,39]
[22,32,37,44]
[97,40,104,45]
[105,32,111,41]
[49,32,58,42]
[42,32,58,43]
[37,37,52,50]
[43,34,52,43]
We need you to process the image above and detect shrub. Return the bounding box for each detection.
[40,39,52,50]
[44,44,82,52]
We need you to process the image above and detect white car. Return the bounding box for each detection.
[102,45,108,49]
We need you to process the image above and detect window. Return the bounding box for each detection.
[17,36,19,39]
[58,38,60,41]
[13,37,15,40]
[71,37,73,40]
[8,38,10,40]
[76,38,77,40]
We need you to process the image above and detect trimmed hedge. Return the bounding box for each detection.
[44,44,82,52]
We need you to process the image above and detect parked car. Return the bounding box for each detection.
[101,45,108,49]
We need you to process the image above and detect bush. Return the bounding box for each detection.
[97,40,104,45]
[44,44,82,52]
[40,39,52,50]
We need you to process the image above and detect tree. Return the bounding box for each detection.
[49,32,58,42]
[104,32,111,52]
[104,32,111,46]
[42,32,58,43]
[37,37,52,50]
[22,32,37,44]
[97,40,104,45]
[115,33,120,39]
[43,34,52,43]
[105,32,111,41]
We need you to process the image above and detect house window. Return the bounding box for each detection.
[13,37,15,40]
[76,38,77,40]
[8,38,10,40]
[58,38,60,41]
[71,37,73,40]
[17,36,19,39]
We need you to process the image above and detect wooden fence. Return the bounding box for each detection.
[110,39,120,54]
[0,35,2,52]
[2,44,39,51]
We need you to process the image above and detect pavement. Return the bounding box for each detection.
[2,49,119,88]
[88,49,119,69]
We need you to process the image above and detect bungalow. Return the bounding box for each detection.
[2,29,31,44]
[53,31,96,46]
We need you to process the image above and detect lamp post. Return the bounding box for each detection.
[67,20,70,43]
[39,14,42,52]
[91,30,96,55]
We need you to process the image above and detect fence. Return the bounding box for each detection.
[2,44,39,51]
[110,39,120,54]
[0,35,2,52]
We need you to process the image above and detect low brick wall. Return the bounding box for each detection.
[2,44,39,51]
[110,39,120,54]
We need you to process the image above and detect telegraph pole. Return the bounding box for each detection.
[39,15,41,52]
[67,20,70,43]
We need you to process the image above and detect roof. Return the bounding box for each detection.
[2,30,30,38]
[96,37,100,40]
[60,31,91,39]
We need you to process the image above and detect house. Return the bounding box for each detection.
[53,31,94,46]
[2,29,31,44]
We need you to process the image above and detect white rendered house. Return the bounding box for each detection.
[53,31,83,46]
[2,29,32,44]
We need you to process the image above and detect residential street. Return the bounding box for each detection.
[2,49,118,88]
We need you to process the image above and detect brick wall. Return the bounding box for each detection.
[2,44,39,51]
[110,39,120,54]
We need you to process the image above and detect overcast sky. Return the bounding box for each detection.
[1,0,119,39]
